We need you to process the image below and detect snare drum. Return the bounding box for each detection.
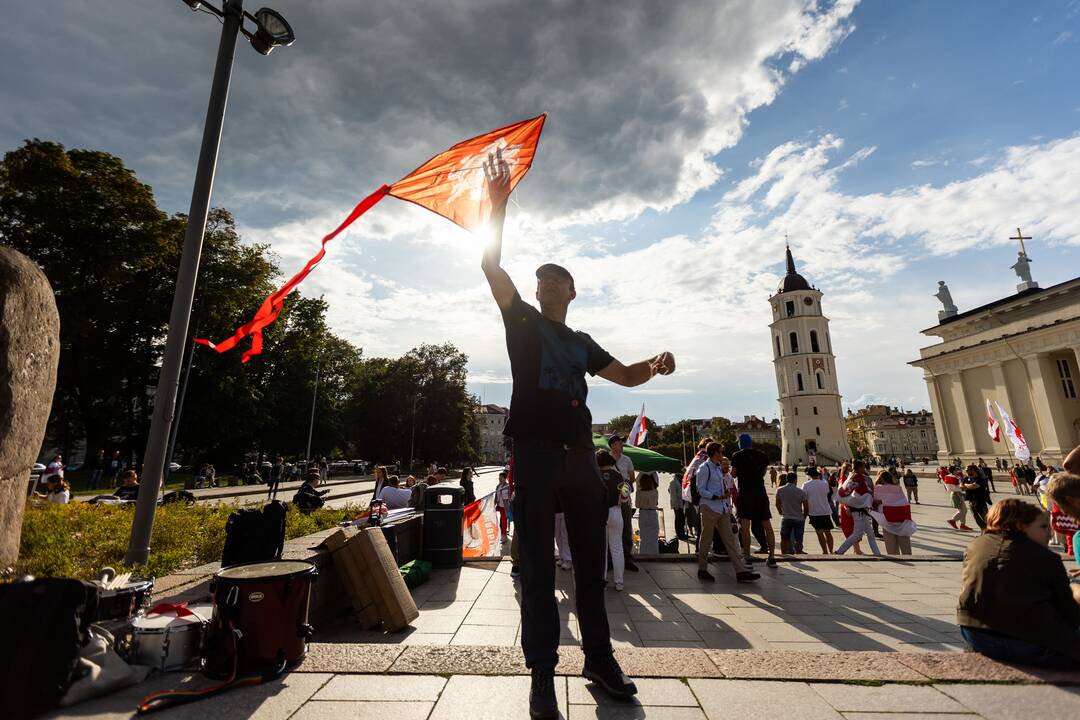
[128,604,212,671]
[95,578,154,621]
[202,560,317,679]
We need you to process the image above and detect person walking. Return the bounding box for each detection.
[495,470,512,541]
[88,449,105,490]
[945,466,972,530]
[694,443,758,583]
[963,464,993,531]
[870,470,916,554]
[775,472,809,554]
[978,458,997,494]
[768,465,778,488]
[268,456,284,499]
[481,151,674,715]
[554,512,573,571]
[835,461,881,555]
[597,451,626,592]
[803,467,835,554]
[731,434,777,568]
[609,435,639,572]
[902,467,919,504]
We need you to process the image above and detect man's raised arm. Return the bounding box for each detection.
[480,149,517,311]
[597,353,676,388]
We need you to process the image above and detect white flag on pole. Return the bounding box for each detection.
[627,404,648,447]
[985,398,1001,442]
[995,401,1031,462]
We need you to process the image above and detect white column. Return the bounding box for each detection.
[1024,354,1065,458]
[946,371,977,456]
[924,375,951,461]
[989,361,1015,464]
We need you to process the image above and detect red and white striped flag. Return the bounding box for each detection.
[627,405,648,447]
[985,398,1000,442]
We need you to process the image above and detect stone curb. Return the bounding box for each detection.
[297,645,1080,685]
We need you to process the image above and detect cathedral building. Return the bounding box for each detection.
[911,241,1080,466]
[769,247,853,466]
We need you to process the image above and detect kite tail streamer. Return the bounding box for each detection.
[194,184,391,362]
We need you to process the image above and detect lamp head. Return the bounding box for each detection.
[250,7,295,55]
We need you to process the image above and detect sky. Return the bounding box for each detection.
[4,0,1080,425]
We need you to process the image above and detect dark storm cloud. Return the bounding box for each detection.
[2,1,855,228]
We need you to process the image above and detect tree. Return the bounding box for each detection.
[605,414,637,436]
[0,140,177,463]
[344,343,478,467]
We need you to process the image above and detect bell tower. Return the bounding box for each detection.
[768,246,852,466]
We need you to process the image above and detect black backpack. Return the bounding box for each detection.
[220,500,287,568]
[0,577,98,719]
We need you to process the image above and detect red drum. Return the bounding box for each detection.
[202,560,317,679]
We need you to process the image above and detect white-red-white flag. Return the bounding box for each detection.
[995,401,1031,461]
[627,405,648,447]
[985,398,1001,442]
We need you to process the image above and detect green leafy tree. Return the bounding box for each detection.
[0,139,178,462]
[605,414,637,435]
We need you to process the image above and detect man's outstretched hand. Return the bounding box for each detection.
[651,352,676,376]
[484,148,512,216]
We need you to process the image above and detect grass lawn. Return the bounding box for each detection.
[12,500,366,582]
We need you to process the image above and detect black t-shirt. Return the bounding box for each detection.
[501,293,614,444]
[731,448,769,497]
[115,485,139,501]
[964,474,991,504]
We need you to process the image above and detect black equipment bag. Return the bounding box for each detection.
[658,537,680,554]
[0,577,98,719]
[220,500,287,568]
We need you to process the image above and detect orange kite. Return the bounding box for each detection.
[195,114,546,362]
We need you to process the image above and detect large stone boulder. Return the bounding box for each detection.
[0,246,60,568]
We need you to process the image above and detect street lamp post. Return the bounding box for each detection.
[125,0,294,565]
[409,393,422,473]
[304,352,321,466]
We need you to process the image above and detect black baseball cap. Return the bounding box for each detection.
[608,434,625,445]
[536,263,575,289]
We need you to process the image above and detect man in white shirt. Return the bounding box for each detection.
[378,475,413,509]
[694,442,759,583]
[609,435,639,572]
[803,467,835,553]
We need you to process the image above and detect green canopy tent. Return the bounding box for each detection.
[592,434,683,473]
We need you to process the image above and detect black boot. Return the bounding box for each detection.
[529,667,558,719]
[582,654,638,699]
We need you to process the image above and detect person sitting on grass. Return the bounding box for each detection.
[35,475,70,504]
[115,470,140,501]
[957,498,1080,668]
[293,471,329,513]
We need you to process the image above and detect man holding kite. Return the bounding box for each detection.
[481,149,675,718]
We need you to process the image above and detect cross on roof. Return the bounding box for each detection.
[1009,227,1031,256]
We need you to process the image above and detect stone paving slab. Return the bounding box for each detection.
[292,700,435,720]
[935,683,1080,720]
[704,649,926,681]
[810,683,969,714]
[429,675,569,720]
[689,679,844,720]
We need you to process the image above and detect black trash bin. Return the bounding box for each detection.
[422,485,464,568]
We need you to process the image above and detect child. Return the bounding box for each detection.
[494,470,511,541]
